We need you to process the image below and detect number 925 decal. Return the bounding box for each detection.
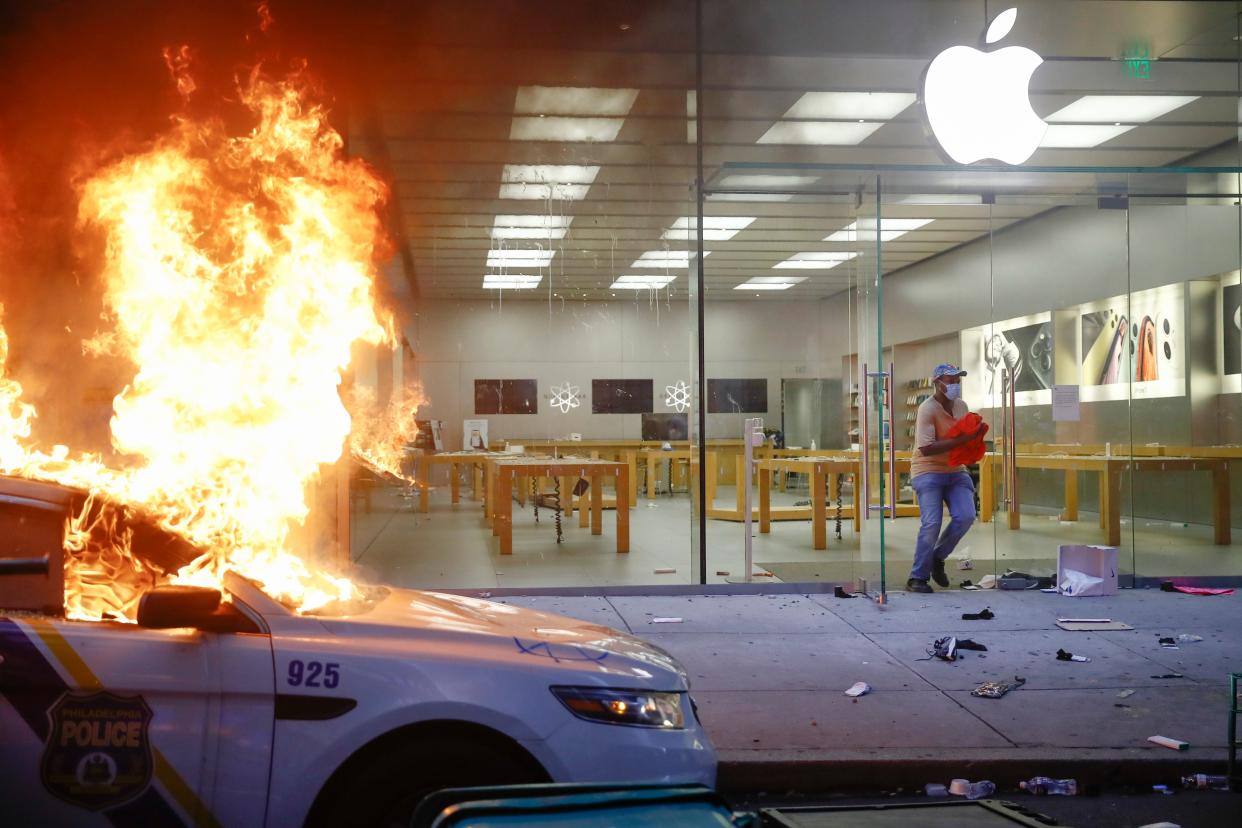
[287,660,340,689]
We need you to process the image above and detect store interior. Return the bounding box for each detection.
[342,0,1242,592]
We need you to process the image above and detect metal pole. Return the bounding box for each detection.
[888,361,897,518]
[694,0,707,585]
[860,362,869,519]
[743,417,761,582]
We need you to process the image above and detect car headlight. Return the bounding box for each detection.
[551,686,685,729]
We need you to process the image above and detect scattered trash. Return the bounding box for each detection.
[1151,673,1184,679]
[971,676,1026,699]
[651,617,683,624]
[1176,634,1204,643]
[1147,735,1189,751]
[962,607,994,620]
[929,636,958,662]
[715,570,730,577]
[1159,637,1179,649]
[958,559,973,571]
[1056,649,1090,662]
[1039,588,1058,593]
[957,639,988,652]
[1060,568,1106,597]
[833,586,856,599]
[962,582,980,590]
[1151,784,1173,795]
[977,574,998,589]
[948,779,970,796]
[1117,689,1136,699]
[924,783,948,797]
[1136,823,1180,828]
[479,591,492,598]
[1019,777,1078,796]
[653,568,677,574]
[965,780,996,800]
[844,681,871,697]
[1161,582,1235,596]
[1182,773,1230,790]
[1057,618,1133,631]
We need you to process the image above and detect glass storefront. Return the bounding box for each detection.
[347,0,1242,595]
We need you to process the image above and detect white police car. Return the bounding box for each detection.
[0,477,716,826]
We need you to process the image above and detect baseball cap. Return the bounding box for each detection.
[932,363,967,379]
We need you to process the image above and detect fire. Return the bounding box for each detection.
[0,64,404,621]
[346,385,424,483]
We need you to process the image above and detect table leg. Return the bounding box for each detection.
[1103,467,1122,546]
[647,453,657,499]
[419,457,430,513]
[516,478,527,507]
[616,467,630,552]
[812,470,826,550]
[498,471,513,554]
[706,451,718,508]
[979,458,994,522]
[1098,471,1107,530]
[591,475,603,535]
[1061,469,1077,521]
[1212,463,1231,545]
[852,473,862,533]
[828,473,839,501]
[735,454,746,518]
[759,466,771,533]
[472,464,481,500]
[579,484,590,528]
[450,462,460,504]
[560,476,573,520]
[626,450,637,506]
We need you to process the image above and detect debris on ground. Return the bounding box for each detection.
[962,607,994,620]
[956,639,988,651]
[833,586,856,599]
[924,783,948,797]
[1182,773,1230,790]
[1147,735,1189,750]
[715,570,730,576]
[1159,637,1179,649]
[653,568,677,574]
[844,681,871,697]
[1117,689,1136,699]
[927,636,958,661]
[977,574,998,589]
[651,617,683,624]
[1177,633,1204,643]
[958,559,973,571]
[971,676,1025,699]
[1056,648,1090,662]
[1161,582,1234,596]
[1151,673,1184,679]
[1056,618,1133,631]
[1019,776,1077,795]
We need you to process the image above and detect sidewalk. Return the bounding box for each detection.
[495,588,1240,793]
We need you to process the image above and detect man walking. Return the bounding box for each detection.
[907,364,984,593]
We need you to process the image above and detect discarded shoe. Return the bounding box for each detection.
[907,577,933,594]
[962,607,994,621]
[930,636,958,661]
[833,586,856,599]
[932,559,950,588]
[971,676,1026,699]
[1056,648,1090,662]
[956,639,988,652]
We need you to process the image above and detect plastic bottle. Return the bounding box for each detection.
[965,780,996,800]
[1182,773,1230,790]
[1019,777,1078,796]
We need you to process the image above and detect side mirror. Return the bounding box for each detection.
[137,585,258,633]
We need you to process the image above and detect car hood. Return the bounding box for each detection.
[312,588,685,683]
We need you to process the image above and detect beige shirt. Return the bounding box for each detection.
[911,396,969,479]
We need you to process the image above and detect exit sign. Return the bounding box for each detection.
[1122,44,1151,79]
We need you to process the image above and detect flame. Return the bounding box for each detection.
[346,384,424,483]
[0,64,404,621]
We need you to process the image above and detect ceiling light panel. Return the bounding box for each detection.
[707,192,794,203]
[782,91,916,120]
[631,250,710,268]
[515,86,639,116]
[491,215,573,240]
[662,216,757,241]
[773,252,859,269]
[483,274,542,289]
[735,276,808,290]
[824,218,933,242]
[499,164,600,201]
[1039,124,1133,148]
[1045,95,1198,124]
[486,248,556,268]
[612,274,678,289]
[757,121,885,145]
[719,174,819,188]
[510,116,625,142]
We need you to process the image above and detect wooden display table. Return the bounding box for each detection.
[415,451,505,513]
[979,453,1232,546]
[484,457,630,555]
[754,457,862,549]
[641,448,696,499]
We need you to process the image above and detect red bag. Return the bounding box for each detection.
[945,412,988,466]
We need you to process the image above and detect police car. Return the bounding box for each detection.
[0,477,716,826]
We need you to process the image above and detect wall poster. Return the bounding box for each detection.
[1077,283,1184,402]
[1224,276,1240,394]
[959,311,1053,408]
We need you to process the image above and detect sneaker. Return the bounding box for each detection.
[932,559,950,588]
[906,577,933,594]
[931,635,958,661]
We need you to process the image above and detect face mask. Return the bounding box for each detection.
[941,382,962,401]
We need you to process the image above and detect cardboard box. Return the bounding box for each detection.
[1057,545,1119,596]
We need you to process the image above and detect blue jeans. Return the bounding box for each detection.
[910,471,976,581]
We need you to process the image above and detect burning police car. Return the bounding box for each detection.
[0,476,716,827]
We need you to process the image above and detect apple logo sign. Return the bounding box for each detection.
[922,7,1047,165]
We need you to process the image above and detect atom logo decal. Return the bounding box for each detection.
[549,382,582,414]
[664,380,691,412]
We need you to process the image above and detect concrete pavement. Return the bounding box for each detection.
[493,587,1240,794]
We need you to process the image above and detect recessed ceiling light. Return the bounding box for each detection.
[491,215,573,240]
[662,216,757,241]
[824,218,933,242]
[781,91,916,120]
[719,174,818,188]
[510,116,626,142]
[1045,95,1198,124]
[773,252,858,269]
[483,274,542,289]
[500,164,600,201]
[611,274,677,289]
[515,86,638,116]
[707,192,795,203]
[631,250,711,268]
[487,248,555,268]
[1039,124,1133,148]
[757,121,884,145]
[735,276,808,290]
